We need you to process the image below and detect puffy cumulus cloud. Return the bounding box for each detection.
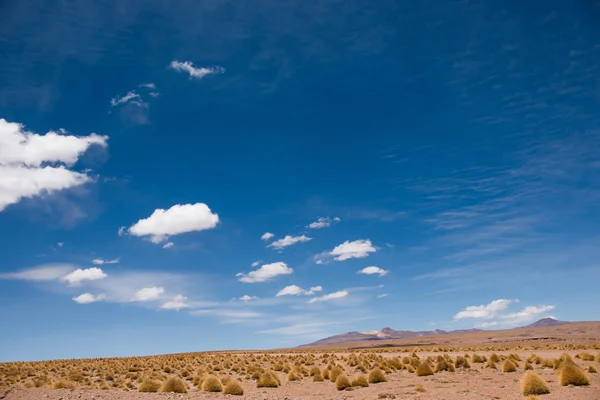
[260,232,274,241]
[308,290,349,303]
[60,267,107,286]
[276,285,323,297]
[72,293,106,304]
[357,266,389,277]
[268,235,312,250]
[0,118,108,211]
[237,262,293,283]
[453,299,517,320]
[0,264,75,281]
[329,239,376,261]
[169,61,225,79]
[132,286,165,302]
[160,295,190,310]
[501,305,556,324]
[92,258,119,265]
[127,203,219,244]
[307,216,340,229]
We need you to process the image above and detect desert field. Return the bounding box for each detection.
[1,339,599,400]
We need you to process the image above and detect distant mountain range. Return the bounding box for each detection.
[300,318,570,347]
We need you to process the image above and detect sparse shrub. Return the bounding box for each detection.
[377,393,396,399]
[541,359,554,369]
[312,368,324,382]
[416,361,434,377]
[257,372,279,388]
[415,385,426,393]
[368,367,387,383]
[223,380,244,395]
[322,368,330,380]
[579,352,595,361]
[521,371,550,395]
[309,366,321,376]
[524,361,533,370]
[201,375,222,392]
[588,366,597,373]
[52,379,76,389]
[503,360,517,373]
[434,359,455,373]
[490,353,501,363]
[335,374,351,390]
[484,359,497,369]
[159,377,187,393]
[558,364,590,386]
[287,370,302,381]
[138,379,160,392]
[351,374,369,387]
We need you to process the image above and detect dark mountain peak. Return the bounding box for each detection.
[526,317,569,328]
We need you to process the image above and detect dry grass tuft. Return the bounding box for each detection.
[257,372,280,388]
[159,377,187,393]
[521,371,550,395]
[472,354,485,363]
[434,359,455,373]
[503,360,517,373]
[524,361,533,370]
[588,366,597,373]
[335,374,352,390]
[415,384,426,392]
[415,361,434,377]
[201,375,222,392]
[455,356,470,369]
[351,374,369,387]
[330,365,344,383]
[138,379,160,392]
[223,380,244,395]
[52,379,76,389]
[558,363,590,386]
[368,367,387,383]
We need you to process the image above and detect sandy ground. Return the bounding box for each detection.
[2,351,598,400]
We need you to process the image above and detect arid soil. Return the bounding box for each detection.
[1,350,599,400]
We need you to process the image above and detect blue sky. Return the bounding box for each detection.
[1,0,600,362]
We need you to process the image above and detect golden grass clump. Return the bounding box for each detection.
[330,365,344,382]
[521,371,550,396]
[472,354,485,363]
[415,361,434,377]
[503,360,517,373]
[138,379,161,392]
[454,356,470,369]
[159,377,187,393]
[524,361,533,370]
[558,363,590,386]
[415,385,426,393]
[579,352,595,361]
[490,353,501,363]
[257,372,280,388]
[434,359,455,373]
[368,367,387,383]
[52,379,76,389]
[335,374,352,391]
[201,375,222,392]
[351,374,369,387]
[287,370,302,381]
[312,368,324,382]
[223,380,244,396]
[588,366,597,373]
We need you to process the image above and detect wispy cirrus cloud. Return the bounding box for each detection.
[169,61,225,79]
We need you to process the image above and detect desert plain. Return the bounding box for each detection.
[1,322,599,400]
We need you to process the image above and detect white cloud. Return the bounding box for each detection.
[251,261,261,267]
[258,322,331,336]
[110,91,141,107]
[92,258,119,265]
[237,262,293,283]
[307,216,340,229]
[132,286,165,302]
[0,118,108,211]
[61,267,108,286]
[475,321,499,328]
[72,293,106,304]
[377,293,389,298]
[128,203,219,243]
[357,266,389,277]
[169,61,225,79]
[268,235,312,250]
[190,309,262,319]
[139,83,156,89]
[276,285,323,297]
[57,242,64,247]
[329,239,376,261]
[162,242,174,249]
[308,290,349,304]
[238,295,259,302]
[160,294,190,310]
[261,232,274,241]
[501,305,555,324]
[453,299,517,320]
[0,264,75,281]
